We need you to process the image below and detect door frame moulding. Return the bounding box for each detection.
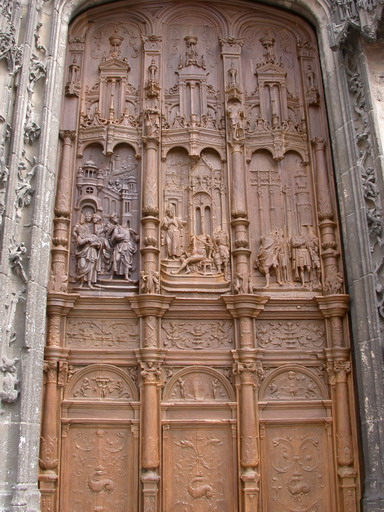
[29,0,384,511]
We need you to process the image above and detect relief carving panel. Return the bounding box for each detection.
[261,424,335,511]
[61,427,136,512]
[260,368,327,401]
[163,426,237,512]
[66,318,139,347]
[65,365,137,401]
[256,320,325,350]
[161,320,233,350]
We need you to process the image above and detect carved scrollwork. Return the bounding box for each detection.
[162,320,233,350]
[256,320,325,349]
[66,318,139,347]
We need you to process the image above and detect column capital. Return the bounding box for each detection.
[130,295,174,317]
[316,295,349,317]
[223,295,269,318]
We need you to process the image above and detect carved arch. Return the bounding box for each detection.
[259,365,328,401]
[65,363,139,401]
[163,366,235,402]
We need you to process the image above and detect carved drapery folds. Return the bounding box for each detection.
[43,3,359,512]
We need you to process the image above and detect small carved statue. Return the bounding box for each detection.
[161,206,186,259]
[227,107,245,140]
[144,108,160,137]
[0,356,19,407]
[73,212,101,288]
[213,227,230,280]
[256,230,281,287]
[107,213,138,281]
[140,269,160,294]
[291,233,312,287]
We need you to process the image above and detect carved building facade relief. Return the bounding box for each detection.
[41,2,361,511]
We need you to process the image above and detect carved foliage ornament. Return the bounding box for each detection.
[66,318,139,347]
[162,320,233,350]
[256,320,325,349]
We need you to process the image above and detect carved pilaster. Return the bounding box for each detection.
[46,294,77,347]
[223,295,269,348]
[50,131,76,293]
[132,295,171,512]
[233,350,263,512]
[326,347,357,511]
[136,348,166,512]
[311,138,341,289]
[317,295,349,347]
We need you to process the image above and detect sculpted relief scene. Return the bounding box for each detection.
[42,2,360,512]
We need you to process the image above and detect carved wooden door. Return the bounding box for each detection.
[40,1,361,511]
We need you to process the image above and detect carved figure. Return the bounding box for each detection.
[276,231,291,283]
[88,466,115,493]
[228,62,238,86]
[73,212,101,288]
[93,214,112,274]
[9,240,28,283]
[234,272,253,294]
[256,230,280,287]
[213,227,230,279]
[291,233,312,286]
[175,234,212,274]
[306,228,321,287]
[108,213,138,280]
[227,107,245,140]
[161,206,186,259]
[144,108,160,137]
[0,356,19,407]
[140,269,160,294]
[187,476,215,499]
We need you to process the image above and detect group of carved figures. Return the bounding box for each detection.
[161,207,230,279]
[256,228,321,288]
[73,212,138,287]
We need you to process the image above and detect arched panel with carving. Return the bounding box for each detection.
[163,367,235,402]
[65,364,139,401]
[259,365,328,401]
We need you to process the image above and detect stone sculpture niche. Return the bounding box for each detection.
[161,148,231,293]
[69,143,140,291]
[249,150,320,290]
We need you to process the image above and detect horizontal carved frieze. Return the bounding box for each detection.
[66,318,139,347]
[256,320,325,350]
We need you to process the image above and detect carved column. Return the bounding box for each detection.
[317,295,358,511]
[39,351,69,512]
[141,35,162,292]
[131,296,172,512]
[311,138,340,286]
[50,131,76,293]
[46,294,78,348]
[141,137,160,290]
[223,295,268,511]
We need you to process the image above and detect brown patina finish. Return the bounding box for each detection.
[40,1,361,510]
